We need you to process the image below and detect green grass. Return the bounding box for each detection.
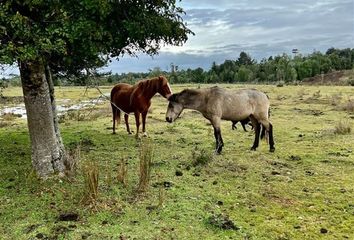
[0,84,353,239]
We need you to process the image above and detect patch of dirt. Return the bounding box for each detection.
[207,213,239,230]
[57,212,79,221]
[23,224,41,234]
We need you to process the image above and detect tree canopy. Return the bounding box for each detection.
[0,0,193,75]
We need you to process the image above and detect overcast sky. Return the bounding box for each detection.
[1,0,353,77]
[103,0,354,73]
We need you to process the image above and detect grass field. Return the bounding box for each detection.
[0,84,353,239]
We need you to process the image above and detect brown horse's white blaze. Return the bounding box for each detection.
[110,75,172,138]
[165,86,275,153]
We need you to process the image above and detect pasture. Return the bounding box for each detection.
[0,84,353,239]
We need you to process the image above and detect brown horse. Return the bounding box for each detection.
[111,76,172,138]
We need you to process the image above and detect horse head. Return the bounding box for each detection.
[166,93,183,123]
[157,76,173,99]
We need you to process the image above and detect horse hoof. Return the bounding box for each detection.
[112,132,116,135]
[250,147,257,151]
[270,147,275,152]
[143,132,148,137]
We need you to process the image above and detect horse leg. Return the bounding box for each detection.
[259,119,275,152]
[124,114,131,134]
[231,121,237,130]
[142,111,148,137]
[211,118,223,154]
[134,112,140,139]
[249,115,261,151]
[112,108,121,134]
[111,104,116,134]
[241,122,248,132]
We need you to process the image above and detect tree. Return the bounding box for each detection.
[236,52,254,66]
[236,65,252,82]
[0,0,192,178]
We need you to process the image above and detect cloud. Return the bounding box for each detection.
[1,0,353,76]
[102,0,353,73]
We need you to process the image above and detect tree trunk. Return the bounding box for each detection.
[19,59,65,179]
[45,64,68,169]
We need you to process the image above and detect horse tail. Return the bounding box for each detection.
[111,87,121,133]
[260,106,271,143]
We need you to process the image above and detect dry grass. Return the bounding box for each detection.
[65,143,81,177]
[0,121,10,128]
[117,158,128,187]
[137,139,153,193]
[341,99,354,112]
[1,113,19,121]
[312,90,321,98]
[82,161,99,203]
[157,173,165,208]
[297,88,307,99]
[330,93,343,106]
[333,120,352,135]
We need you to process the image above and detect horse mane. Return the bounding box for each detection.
[130,76,163,105]
[172,88,201,104]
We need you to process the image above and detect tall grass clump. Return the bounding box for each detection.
[82,161,99,203]
[137,139,153,193]
[117,158,128,187]
[334,120,352,135]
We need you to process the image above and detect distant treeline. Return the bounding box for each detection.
[106,47,354,85]
[2,47,353,87]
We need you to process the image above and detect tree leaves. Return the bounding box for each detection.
[1,0,193,77]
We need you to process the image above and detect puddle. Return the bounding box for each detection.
[0,96,108,119]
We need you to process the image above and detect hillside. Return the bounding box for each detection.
[301,70,354,85]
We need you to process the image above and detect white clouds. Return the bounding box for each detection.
[4,1,351,76]
[102,0,354,73]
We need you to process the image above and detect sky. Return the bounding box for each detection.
[102,0,354,73]
[1,0,353,77]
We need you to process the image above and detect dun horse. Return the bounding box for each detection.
[165,86,275,153]
[111,76,172,138]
